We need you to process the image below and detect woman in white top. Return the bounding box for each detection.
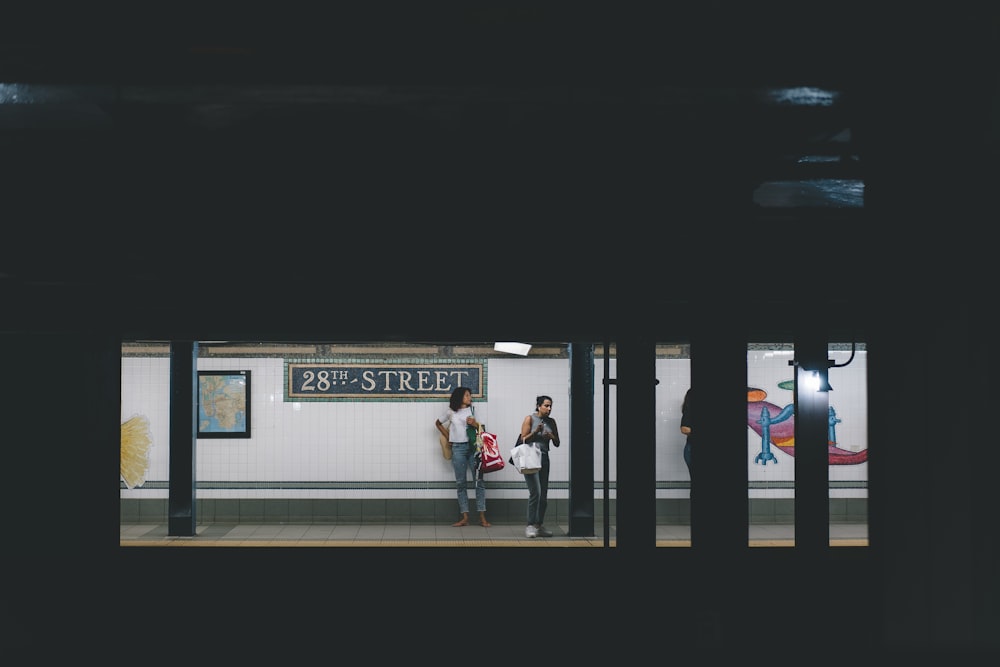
[435,386,490,527]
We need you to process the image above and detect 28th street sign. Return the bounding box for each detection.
[285,362,484,401]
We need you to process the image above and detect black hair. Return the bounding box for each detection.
[449,386,471,411]
[536,395,553,408]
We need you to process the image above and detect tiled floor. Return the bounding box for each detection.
[120,522,869,547]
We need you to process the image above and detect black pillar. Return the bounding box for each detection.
[689,303,748,554]
[168,341,198,536]
[568,342,595,537]
[615,333,657,550]
[793,323,831,553]
[858,12,995,647]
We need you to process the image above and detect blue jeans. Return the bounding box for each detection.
[524,451,550,525]
[450,442,486,513]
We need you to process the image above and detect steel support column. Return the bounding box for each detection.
[168,341,198,536]
[567,342,595,537]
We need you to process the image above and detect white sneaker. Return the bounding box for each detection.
[536,525,553,537]
[525,525,537,538]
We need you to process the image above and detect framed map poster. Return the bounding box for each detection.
[198,370,251,438]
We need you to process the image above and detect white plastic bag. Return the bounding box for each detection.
[510,441,542,474]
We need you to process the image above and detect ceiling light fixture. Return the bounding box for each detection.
[494,342,531,356]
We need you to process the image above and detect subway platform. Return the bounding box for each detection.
[120,521,869,547]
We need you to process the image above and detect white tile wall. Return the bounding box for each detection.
[120,347,868,502]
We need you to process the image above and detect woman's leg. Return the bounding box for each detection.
[524,472,541,526]
[537,453,550,525]
[473,472,487,514]
[474,478,488,515]
[451,443,470,520]
[470,452,489,524]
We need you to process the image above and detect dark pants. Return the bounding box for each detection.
[524,451,550,525]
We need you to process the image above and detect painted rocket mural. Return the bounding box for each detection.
[747,386,868,465]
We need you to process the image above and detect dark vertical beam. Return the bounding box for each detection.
[686,301,748,650]
[100,332,123,531]
[970,305,998,648]
[602,339,613,548]
[168,341,198,536]
[793,324,830,553]
[689,306,748,554]
[787,312,833,652]
[858,8,993,651]
[868,304,981,650]
[5,330,122,636]
[567,342,595,537]
[614,333,657,550]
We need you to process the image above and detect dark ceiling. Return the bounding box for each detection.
[1,4,997,334]
[5,4,874,85]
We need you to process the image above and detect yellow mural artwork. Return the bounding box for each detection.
[120,414,152,489]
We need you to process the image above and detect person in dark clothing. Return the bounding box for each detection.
[680,388,694,477]
[520,395,560,538]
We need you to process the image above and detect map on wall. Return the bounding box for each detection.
[198,371,251,438]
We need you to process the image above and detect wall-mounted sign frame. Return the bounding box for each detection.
[197,370,251,438]
[285,360,485,401]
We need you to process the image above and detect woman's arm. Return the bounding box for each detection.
[548,419,560,447]
[520,414,534,441]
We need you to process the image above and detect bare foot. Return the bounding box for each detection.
[452,518,469,527]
